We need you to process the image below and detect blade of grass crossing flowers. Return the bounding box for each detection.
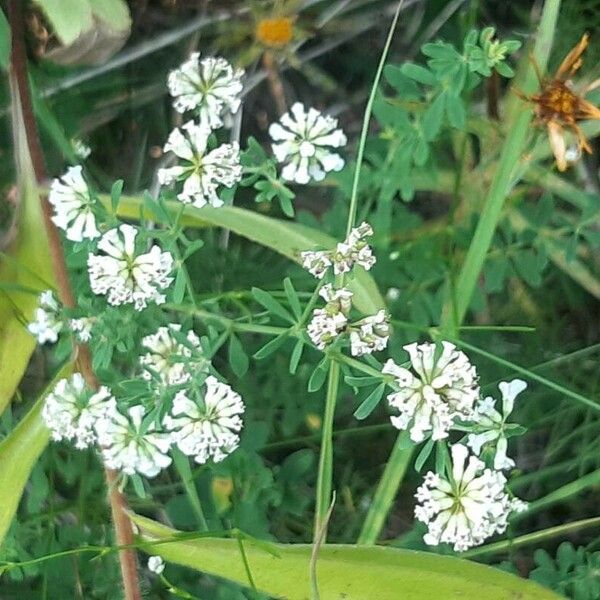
[439,0,562,334]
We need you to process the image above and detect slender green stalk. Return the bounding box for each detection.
[451,338,599,413]
[357,433,411,544]
[345,0,404,237]
[313,360,340,539]
[439,0,561,334]
[463,516,600,558]
[171,450,208,531]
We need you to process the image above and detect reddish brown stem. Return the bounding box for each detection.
[7,2,142,598]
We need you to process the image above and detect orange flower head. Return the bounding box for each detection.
[256,17,294,49]
[521,33,600,170]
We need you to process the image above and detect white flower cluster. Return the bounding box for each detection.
[164,375,245,464]
[468,379,527,470]
[140,324,204,387]
[162,54,244,207]
[349,310,390,357]
[43,374,117,450]
[158,121,241,208]
[301,222,376,279]
[28,291,96,345]
[269,102,347,184]
[28,291,63,344]
[415,444,526,552]
[303,222,387,356]
[43,324,245,478]
[49,166,99,242]
[167,52,244,128]
[87,224,174,310]
[307,285,353,350]
[307,285,389,356]
[383,341,479,443]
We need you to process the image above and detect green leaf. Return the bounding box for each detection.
[0,69,54,415]
[283,277,302,320]
[400,63,437,86]
[0,10,10,70]
[421,94,446,141]
[288,338,304,375]
[308,360,329,393]
[354,383,385,420]
[131,514,560,599]
[228,334,249,378]
[0,364,72,544]
[110,179,124,212]
[445,93,466,129]
[415,437,435,472]
[252,287,295,323]
[253,333,290,360]
[173,268,187,304]
[110,198,386,315]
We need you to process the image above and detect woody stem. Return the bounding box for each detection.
[6,2,142,599]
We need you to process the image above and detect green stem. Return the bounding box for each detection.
[345,0,404,237]
[439,0,561,334]
[171,449,208,531]
[463,516,600,558]
[313,360,340,542]
[357,432,411,545]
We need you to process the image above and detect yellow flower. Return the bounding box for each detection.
[255,17,294,48]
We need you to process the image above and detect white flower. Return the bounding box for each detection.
[301,222,375,280]
[467,379,527,470]
[386,287,401,302]
[72,139,91,159]
[164,376,245,464]
[158,121,242,208]
[415,444,525,552]
[147,555,165,575]
[383,341,479,443]
[307,285,353,350]
[269,102,347,184]
[300,250,331,279]
[349,310,390,356]
[28,290,63,344]
[96,405,172,478]
[167,53,244,128]
[333,222,375,275]
[49,166,99,242]
[69,317,94,342]
[87,224,173,310]
[140,324,204,387]
[43,374,117,449]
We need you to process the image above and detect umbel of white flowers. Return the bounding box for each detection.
[42,325,246,478]
[167,52,244,129]
[158,120,242,208]
[140,324,205,387]
[269,102,347,184]
[301,222,376,279]
[415,444,527,551]
[383,341,479,442]
[88,224,174,310]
